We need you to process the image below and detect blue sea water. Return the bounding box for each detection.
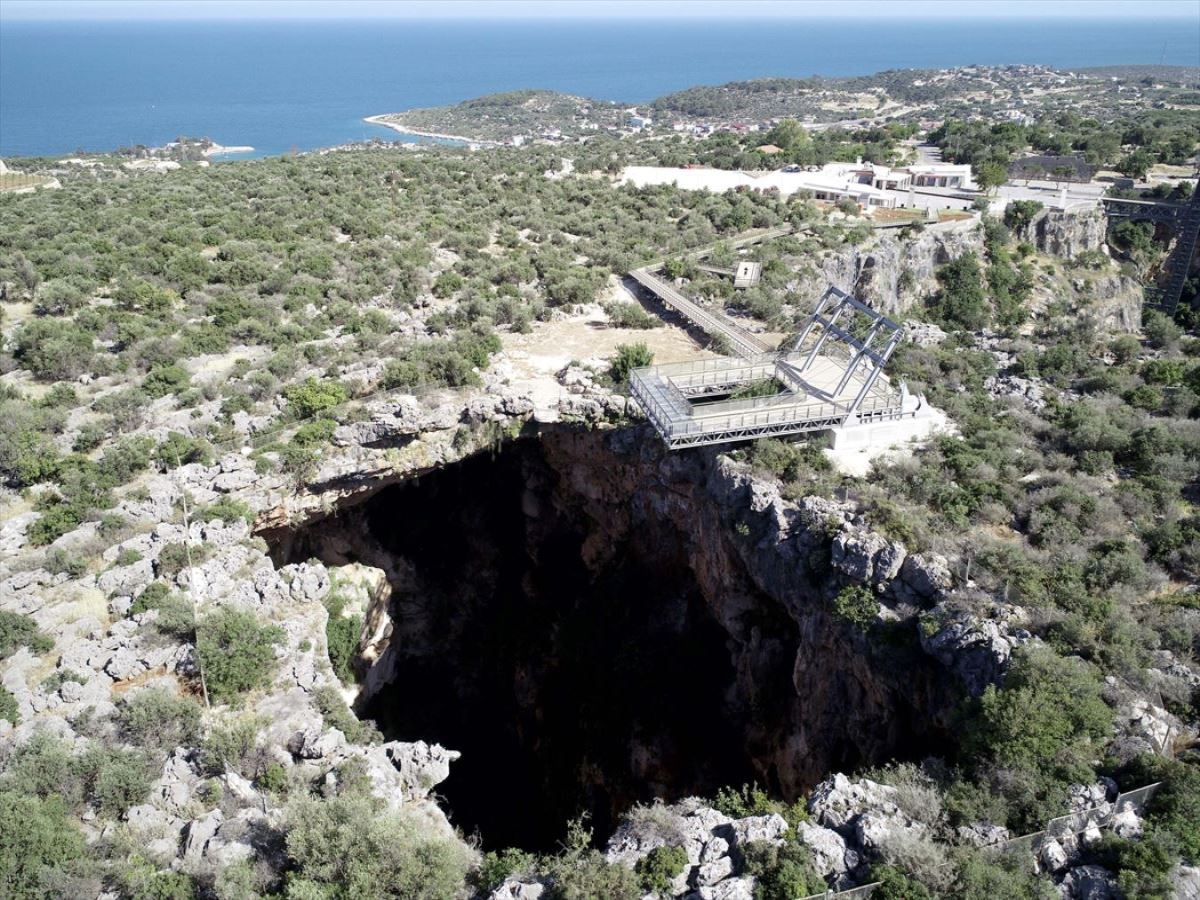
[1,18,1197,158]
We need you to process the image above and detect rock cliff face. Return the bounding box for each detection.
[265,424,977,849]
[790,208,1141,329]
[1015,207,1107,259]
[793,222,986,317]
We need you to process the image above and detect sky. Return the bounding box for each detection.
[3,0,1198,20]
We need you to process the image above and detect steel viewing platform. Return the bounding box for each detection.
[630,286,916,449]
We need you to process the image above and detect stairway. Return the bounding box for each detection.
[1150,181,1200,316]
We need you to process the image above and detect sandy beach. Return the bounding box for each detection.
[363,114,501,147]
[204,143,255,157]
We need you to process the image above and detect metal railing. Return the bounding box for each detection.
[630,267,771,358]
[797,783,1163,900]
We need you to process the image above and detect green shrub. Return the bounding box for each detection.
[39,670,86,693]
[740,839,824,900]
[931,252,989,331]
[140,592,196,640]
[26,503,83,547]
[1003,200,1043,231]
[713,783,808,830]
[0,791,87,899]
[14,319,95,381]
[832,584,878,631]
[313,685,379,745]
[130,581,170,612]
[44,547,87,578]
[142,363,191,399]
[284,378,347,419]
[0,428,61,487]
[155,541,210,577]
[0,611,54,660]
[196,607,285,703]
[635,845,688,893]
[1110,833,1174,900]
[324,590,363,684]
[257,763,288,795]
[609,342,654,384]
[278,445,319,483]
[0,687,18,725]
[949,847,1057,899]
[292,418,338,448]
[79,746,152,817]
[870,864,933,900]
[1143,758,1200,862]
[473,847,538,893]
[606,301,659,330]
[963,646,1112,772]
[155,432,213,470]
[201,716,269,779]
[115,856,197,900]
[543,832,640,900]
[117,687,202,751]
[198,497,255,525]
[1110,334,1142,363]
[284,794,472,899]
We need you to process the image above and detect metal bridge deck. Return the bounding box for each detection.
[629,267,771,358]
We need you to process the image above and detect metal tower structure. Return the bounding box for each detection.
[1101,170,1200,316]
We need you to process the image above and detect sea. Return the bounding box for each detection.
[1,18,1197,159]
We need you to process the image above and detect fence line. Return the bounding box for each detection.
[797,783,1162,900]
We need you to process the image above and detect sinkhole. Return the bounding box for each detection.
[264,430,943,850]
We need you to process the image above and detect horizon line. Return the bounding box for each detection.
[5,13,1199,22]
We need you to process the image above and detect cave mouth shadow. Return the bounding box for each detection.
[267,437,762,851]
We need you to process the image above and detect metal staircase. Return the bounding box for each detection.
[1151,183,1200,316]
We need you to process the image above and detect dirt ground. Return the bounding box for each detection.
[494,279,716,414]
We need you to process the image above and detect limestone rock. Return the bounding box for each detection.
[694,856,734,887]
[855,809,927,854]
[1109,805,1143,840]
[488,880,545,900]
[1014,208,1106,260]
[905,321,948,347]
[1173,865,1200,900]
[725,813,789,851]
[692,876,756,900]
[289,726,346,760]
[893,553,952,605]
[809,773,899,830]
[182,809,224,866]
[1059,864,1119,900]
[794,821,853,876]
[1037,836,1069,874]
[830,526,907,589]
[955,822,1010,847]
[918,603,1028,695]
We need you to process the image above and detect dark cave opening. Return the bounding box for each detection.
[266,437,762,851]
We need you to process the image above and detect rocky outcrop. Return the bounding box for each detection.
[601,798,785,897]
[1015,207,1108,259]
[919,601,1031,695]
[796,221,985,317]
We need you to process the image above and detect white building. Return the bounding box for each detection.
[620,166,898,210]
[822,161,913,191]
[904,163,976,189]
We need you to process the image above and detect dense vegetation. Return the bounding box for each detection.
[1,74,1198,897]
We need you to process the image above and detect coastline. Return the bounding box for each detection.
[363,114,502,147]
[204,144,255,157]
